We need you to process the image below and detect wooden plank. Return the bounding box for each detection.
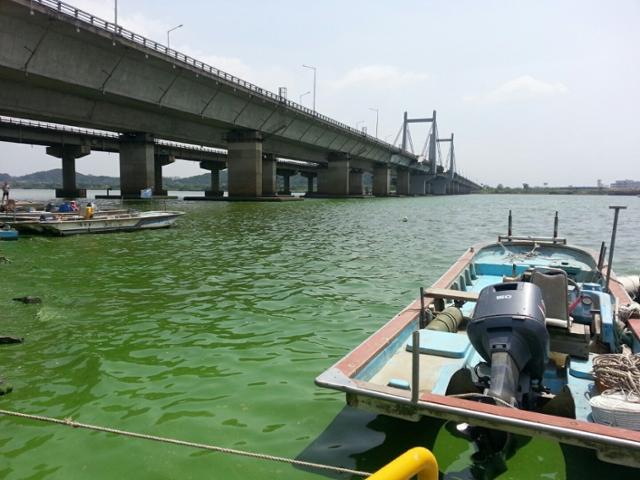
[424,288,479,303]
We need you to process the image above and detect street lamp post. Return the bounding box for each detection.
[302,64,317,112]
[369,107,379,138]
[167,24,183,49]
[114,0,117,27]
[299,91,311,105]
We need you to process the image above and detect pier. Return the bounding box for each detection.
[0,0,481,198]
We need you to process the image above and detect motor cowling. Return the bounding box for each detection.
[467,282,549,405]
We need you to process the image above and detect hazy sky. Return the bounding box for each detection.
[1,0,638,186]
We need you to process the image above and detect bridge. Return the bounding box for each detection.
[0,0,481,198]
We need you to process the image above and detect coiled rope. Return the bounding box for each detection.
[0,409,371,477]
[592,353,640,398]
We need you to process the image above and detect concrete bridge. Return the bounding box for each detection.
[0,116,323,197]
[0,0,481,198]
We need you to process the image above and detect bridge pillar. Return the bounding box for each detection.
[301,172,316,194]
[373,165,390,196]
[262,153,277,196]
[397,169,411,195]
[318,152,350,196]
[227,130,262,197]
[119,132,155,198]
[200,161,225,197]
[277,169,293,195]
[430,176,449,195]
[349,168,364,196]
[153,153,175,196]
[46,144,90,198]
[410,173,427,195]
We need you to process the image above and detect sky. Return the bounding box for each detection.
[1,0,638,187]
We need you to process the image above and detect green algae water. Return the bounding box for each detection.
[1,193,639,479]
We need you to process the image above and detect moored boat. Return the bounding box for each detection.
[11,210,185,235]
[0,226,18,240]
[316,209,640,467]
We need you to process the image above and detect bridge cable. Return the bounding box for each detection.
[0,408,372,478]
[406,128,415,154]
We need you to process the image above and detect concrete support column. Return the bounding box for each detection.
[397,169,411,196]
[200,161,225,197]
[373,165,390,196]
[262,153,277,196]
[349,169,364,196]
[301,173,315,194]
[119,132,155,198]
[431,177,449,195]
[410,173,427,195]
[46,144,90,198]
[227,130,262,198]
[277,169,293,195]
[318,152,350,196]
[153,153,175,196]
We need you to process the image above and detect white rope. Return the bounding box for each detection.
[592,353,640,398]
[0,409,371,477]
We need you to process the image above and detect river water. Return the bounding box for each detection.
[1,192,638,479]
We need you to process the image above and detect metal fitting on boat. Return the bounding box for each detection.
[427,306,464,333]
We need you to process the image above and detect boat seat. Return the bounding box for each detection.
[531,268,569,320]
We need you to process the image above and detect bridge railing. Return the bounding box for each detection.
[30,0,403,155]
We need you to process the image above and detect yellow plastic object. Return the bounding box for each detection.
[368,447,438,480]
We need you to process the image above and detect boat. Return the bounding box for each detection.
[0,226,18,240]
[315,209,640,468]
[10,210,185,235]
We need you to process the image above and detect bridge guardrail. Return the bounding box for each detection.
[29,0,401,154]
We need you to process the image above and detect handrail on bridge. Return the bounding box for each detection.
[368,447,438,480]
[27,0,402,153]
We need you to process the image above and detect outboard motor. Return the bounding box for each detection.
[468,282,549,407]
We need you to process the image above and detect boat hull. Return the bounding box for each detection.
[12,211,184,236]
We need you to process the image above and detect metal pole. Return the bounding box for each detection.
[411,330,420,403]
[605,206,626,292]
[167,24,183,49]
[369,108,379,138]
[553,211,558,240]
[401,111,408,151]
[597,241,606,270]
[508,210,512,238]
[419,287,426,329]
[302,65,317,112]
[114,0,117,27]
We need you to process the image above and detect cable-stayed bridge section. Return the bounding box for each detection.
[0,0,480,198]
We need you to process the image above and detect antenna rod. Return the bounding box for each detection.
[508,210,513,238]
[605,206,627,292]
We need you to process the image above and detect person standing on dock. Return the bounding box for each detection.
[1,182,9,205]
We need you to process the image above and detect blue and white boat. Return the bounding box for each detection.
[0,226,18,240]
[316,210,640,468]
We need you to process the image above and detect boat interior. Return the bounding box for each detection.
[355,239,626,424]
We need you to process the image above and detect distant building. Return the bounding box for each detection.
[610,179,640,190]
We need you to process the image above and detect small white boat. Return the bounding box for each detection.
[11,211,185,235]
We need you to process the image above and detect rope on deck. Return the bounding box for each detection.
[592,353,640,398]
[0,408,371,478]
